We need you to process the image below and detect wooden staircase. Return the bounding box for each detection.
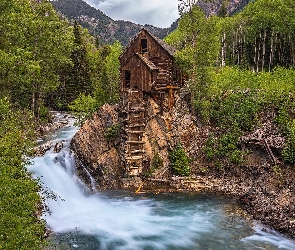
[123,90,146,176]
[156,69,172,90]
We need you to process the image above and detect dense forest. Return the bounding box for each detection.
[1,0,295,248]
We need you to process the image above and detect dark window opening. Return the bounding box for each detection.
[141,39,148,53]
[124,70,131,88]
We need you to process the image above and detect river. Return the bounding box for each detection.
[27,114,295,249]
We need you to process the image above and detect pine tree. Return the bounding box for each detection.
[66,21,92,103]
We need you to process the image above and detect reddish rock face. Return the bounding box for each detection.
[70,87,203,190]
[71,104,124,190]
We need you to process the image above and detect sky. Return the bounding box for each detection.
[84,0,180,28]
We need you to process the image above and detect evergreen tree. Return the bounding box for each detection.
[66,21,92,103]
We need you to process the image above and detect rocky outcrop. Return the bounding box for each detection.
[34,141,53,156]
[71,86,205,189]
[71,104,124,190]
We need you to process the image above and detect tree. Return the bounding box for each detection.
[66,21,92,103]
[0,0,72,119]
[219,0,295,71]
[69,41,122,123]
[166,6,220,121]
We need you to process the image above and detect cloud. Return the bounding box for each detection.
[84,0,179,28]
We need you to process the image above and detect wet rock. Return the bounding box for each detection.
[71,104,123,190]
[34,141,52,156]
[54,141,63,153]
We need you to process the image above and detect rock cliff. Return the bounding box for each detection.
[71,86,206,190]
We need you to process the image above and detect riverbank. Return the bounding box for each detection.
[135,162,295,238]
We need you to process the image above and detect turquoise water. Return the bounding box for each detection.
[28,123,295,250]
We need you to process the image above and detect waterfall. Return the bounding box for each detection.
[27,120,295,250]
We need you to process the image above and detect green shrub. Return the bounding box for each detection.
[144,153,164,177]
[104,124,120,142]
[169,143,191,176]
[211,91,261,131]
[282,121,295,163]
[203,131,245,166]
[203,134,217,161]
[69,94,101,125]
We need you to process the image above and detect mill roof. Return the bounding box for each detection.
[122,52,159,71]
[144,29,177,57]
[120,28,177,60]
[135,53,158,70]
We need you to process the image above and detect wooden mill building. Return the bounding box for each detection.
[119,28,183,176]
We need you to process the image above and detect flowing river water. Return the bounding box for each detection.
[27,114,295,249]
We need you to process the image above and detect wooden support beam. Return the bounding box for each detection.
[127,124,145,128]
[155,87,168,91]
[160,92,164,115]
[126,156,143,160]
[126,130,145,134]
[128,108,146,112]
[126,141,145,144]
[130,150,145,154]
[263,139,277,165]
[166,85,179,89]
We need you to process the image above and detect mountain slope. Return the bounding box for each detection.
[51,0,175,46]
[198,0,253,16]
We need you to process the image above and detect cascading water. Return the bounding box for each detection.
[28,115,295,250]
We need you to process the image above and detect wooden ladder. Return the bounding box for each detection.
[125,90,146,176]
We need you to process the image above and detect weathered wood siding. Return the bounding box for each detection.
[121,54,152,92]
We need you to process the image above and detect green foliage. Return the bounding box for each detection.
[203,134,218,161]
[65,21,92,103]
[169,0,295,168]
[97,41,122,105]
[0,98,45,249]
[167,6,221,79]
[193,65,295,165]
[0,0,72,118]
[69,40,122,121]
[68,94,101,125]
[169,143,191,176]
[282,120,295,164]
[104,124,120,142]
[144,153,164,177]
[212,90,261,131]
[203,131,245,166]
